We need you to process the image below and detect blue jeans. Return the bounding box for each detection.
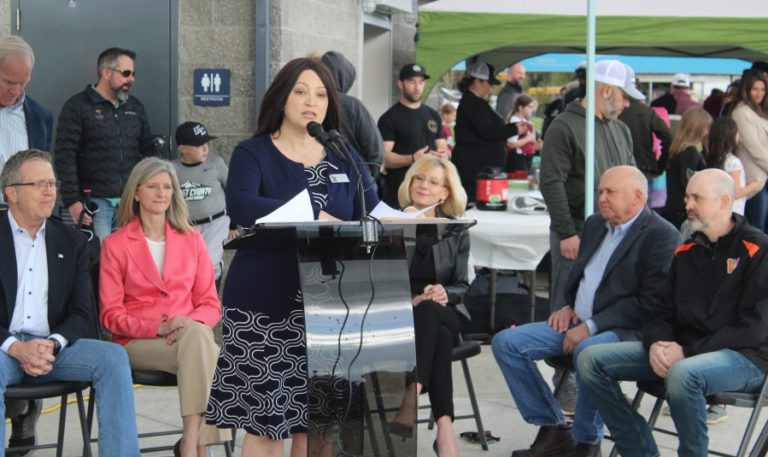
[0,337,140,456]
[491,321,620,444]
[745,185,768,232]
[90,197,119,243]
[578,342,765,457]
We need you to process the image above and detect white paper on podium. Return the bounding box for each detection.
[255,189,314,224]
[369,201,439,219]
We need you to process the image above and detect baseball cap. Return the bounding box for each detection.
[575,61,587,78]
[468,61,501,85]
[594,60,645,101]
[175,121,217,147]
[671,73,691,88]
[399,63,430,80]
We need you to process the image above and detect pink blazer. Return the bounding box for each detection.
[99,218,222,345]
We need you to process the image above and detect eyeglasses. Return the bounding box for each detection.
[412,175,445,188]
[109,67,135,78]
[10,180,60,190]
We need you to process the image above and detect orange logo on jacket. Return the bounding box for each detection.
[726,258,740,274]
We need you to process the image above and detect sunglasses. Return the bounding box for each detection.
[109,67,135,78]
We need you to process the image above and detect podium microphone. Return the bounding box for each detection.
[306,122,378,248]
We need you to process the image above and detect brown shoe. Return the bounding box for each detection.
[511,425,577,457]
[556,443,602,457]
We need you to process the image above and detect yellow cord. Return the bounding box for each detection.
[4,385,145,424]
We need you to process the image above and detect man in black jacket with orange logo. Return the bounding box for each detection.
[54,47,155,243]
[579,168,768,457]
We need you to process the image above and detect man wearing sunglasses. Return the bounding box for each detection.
[54,47,155,243]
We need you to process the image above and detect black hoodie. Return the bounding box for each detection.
[643,215,768,372]
[321,51,384,172]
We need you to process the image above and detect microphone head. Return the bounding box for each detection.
[306,121,325,140]
[327,129,343,141]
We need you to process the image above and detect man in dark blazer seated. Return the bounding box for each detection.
[0,150,141,455]
[492,166,681,457]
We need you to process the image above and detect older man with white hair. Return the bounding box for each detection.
[493,166,680,457]
[579,168,768,457]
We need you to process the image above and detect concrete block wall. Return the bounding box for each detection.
[178,0,256,163]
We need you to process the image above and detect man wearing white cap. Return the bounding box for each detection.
[539,59,641,423]
[651,73,701,115]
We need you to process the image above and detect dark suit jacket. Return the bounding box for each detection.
[0,211,91,345]
[563,207,681,340]
[23,96,53,152]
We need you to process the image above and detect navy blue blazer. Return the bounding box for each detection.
[23,96,53,152]
[563,207,681,340]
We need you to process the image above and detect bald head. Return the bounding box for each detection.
[685,169,735,240]
[597,166,647,226]
[507,63,526,85]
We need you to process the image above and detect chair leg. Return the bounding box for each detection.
[56,394,68,457]
[86,386,97,445]
[427,409,435,430]
[461,358,488,451]
[76,390,94,457]
[608,390,645,457]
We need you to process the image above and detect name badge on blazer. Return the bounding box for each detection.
[329,173,350,184]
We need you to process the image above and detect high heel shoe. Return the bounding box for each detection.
[173,439,181,457]
[387,421,414,439]
[433,439,439,456]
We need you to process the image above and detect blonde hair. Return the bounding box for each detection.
[397,156,467,217]
[669,108,712,157]
[116,157,191,232]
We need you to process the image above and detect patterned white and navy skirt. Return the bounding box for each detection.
[206,301,308,439]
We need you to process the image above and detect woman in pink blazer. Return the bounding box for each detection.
[99,157,229,457]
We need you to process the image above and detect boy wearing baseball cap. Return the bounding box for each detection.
[172,121,237,287]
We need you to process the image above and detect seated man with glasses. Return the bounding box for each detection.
[54,47,156,243]
[0,149,141,456]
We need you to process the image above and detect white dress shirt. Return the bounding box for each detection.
[1,211,67,353]
[0,94,29,175]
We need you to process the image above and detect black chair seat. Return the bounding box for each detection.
[638,380,761,408]
[544,355,574,371]
[6,381,91,399]
[452,340,481,360]
[131,369,178,386]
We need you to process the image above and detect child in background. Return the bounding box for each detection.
[172,122,238,288]
[505,94,540,174]
[439,103,456,151]
[704,116,762,215]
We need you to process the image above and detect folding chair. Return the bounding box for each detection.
[612,375,768,457]
[419,337,490,450]
[5,381,93,457]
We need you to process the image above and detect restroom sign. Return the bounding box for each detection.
[194,69,230,106]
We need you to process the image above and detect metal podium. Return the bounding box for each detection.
[226,219,474,457]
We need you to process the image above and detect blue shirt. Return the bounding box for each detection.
[574,210,641,334]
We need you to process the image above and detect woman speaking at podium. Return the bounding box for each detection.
[390,156,469,457]
[205,56,378,457]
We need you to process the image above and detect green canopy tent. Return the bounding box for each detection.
[417,0,768,93]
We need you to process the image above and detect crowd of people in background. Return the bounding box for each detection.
[2,30,768,457]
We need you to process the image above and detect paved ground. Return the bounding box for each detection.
[5,343,766,456]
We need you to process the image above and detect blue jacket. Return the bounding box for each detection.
[564,207,681,341]
[23,95,53,151]
[223,134,379,315]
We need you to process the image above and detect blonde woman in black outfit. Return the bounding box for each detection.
[388,156,469,457]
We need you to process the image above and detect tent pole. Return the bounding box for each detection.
[585,0,596,218]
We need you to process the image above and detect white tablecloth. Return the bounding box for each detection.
[465,191,551,272]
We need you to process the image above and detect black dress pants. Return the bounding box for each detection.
[412,300,460,420]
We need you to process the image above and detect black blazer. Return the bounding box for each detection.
[563,207,681,340]
[0,211,91,345]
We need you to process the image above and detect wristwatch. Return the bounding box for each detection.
[47,338,62,356]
